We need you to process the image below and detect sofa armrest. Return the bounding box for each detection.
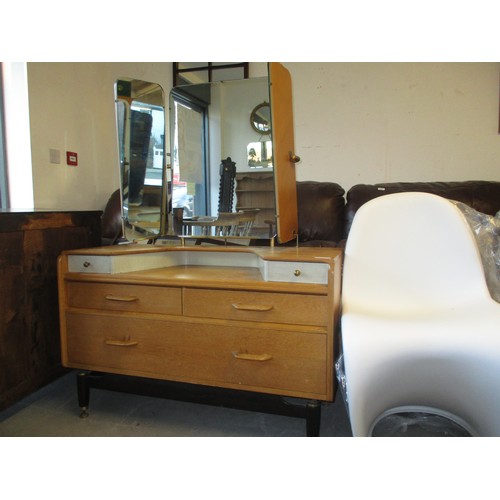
[296,181,345,244]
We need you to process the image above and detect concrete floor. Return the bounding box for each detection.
[0,370,353,437]
[1,370,482,500]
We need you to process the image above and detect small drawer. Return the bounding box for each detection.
[66,281,182,315]
[262,260,330,284]
[184,289,329,327]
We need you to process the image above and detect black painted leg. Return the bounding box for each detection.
[306,401,321,437]
[76,371,90,418]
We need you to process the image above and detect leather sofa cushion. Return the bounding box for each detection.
[345,181,500,238]
[101,189,122,244]
[296,181,346,244]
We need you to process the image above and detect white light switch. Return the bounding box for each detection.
[49,148,61,164]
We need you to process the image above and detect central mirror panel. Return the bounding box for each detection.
[167,63,297,244]
[169,77,273,241]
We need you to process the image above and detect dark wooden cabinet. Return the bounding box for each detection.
[0,210,102,410]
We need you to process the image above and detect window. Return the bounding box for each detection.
[170,93,207,218]
[131,101,165,188]
[1,63,33,209]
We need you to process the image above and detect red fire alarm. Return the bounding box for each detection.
[66,151,78,166]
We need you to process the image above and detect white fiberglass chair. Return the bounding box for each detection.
[340,192,500,437]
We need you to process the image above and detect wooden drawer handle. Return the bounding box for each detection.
[105,338,138,347]
[105,295,139,302]
[231,303,273,312]
[232,352,273,362]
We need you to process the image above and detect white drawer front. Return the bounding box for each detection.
[68,255,114,273]
[67,253,171,274]
[261,261,329,284]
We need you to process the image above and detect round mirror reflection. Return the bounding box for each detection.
[250,102,271,134]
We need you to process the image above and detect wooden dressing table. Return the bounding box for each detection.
[58,244,342,435]
[57,62,340,435]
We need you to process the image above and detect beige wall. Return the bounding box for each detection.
[27,62,172,210]
[26,62,500,211]
[282,62,500,191]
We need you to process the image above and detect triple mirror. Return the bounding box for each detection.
[114,62,297,245]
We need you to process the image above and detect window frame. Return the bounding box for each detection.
[0,68,9,209]
[173,62,249,87]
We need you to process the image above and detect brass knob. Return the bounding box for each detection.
[294,269,301,277]
[288,151,301,163]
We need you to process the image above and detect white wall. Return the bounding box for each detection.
[27,62,172,210]
[281,62,500,191]
[26,62,500,211]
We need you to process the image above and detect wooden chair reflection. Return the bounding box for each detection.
[182,209,260,238]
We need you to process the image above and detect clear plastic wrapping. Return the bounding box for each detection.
[335,353,348,408]
[453,202,500,303]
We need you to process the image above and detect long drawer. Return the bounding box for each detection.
[66,281,182,315]
[183,289,329,327]
[64,312,328,398]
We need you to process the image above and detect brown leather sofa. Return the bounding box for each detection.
[294,180,500,246]
[101,189,123,245]
[101,180,500,247]
[100,182,348,246]
[294,181,346,246]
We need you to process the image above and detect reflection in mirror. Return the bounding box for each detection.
[114,78,166,242]
[247,141,273,168]
[173,62,249,86]
[250,102,271,134]
[169,77,275,240]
